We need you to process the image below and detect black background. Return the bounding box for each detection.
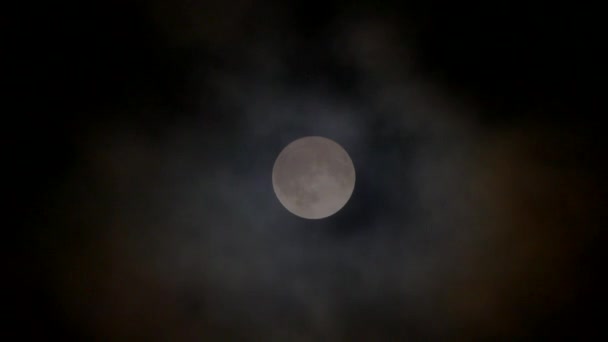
[7,1,604,340]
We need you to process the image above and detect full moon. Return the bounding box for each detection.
[272,136,356,219]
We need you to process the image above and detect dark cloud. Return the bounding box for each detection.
[10,0,603,340]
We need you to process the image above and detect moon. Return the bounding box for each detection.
[272,136,356,219]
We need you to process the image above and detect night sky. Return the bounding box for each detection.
[9,1,604,340]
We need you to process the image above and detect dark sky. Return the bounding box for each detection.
[8,1,604,340]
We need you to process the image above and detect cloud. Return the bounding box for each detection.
[41,3,599,340]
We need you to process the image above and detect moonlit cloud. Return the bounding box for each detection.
[25,1,601,340]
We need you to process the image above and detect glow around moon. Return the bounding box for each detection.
[272,136,356,219]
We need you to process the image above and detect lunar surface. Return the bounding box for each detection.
[272,136,356,219]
